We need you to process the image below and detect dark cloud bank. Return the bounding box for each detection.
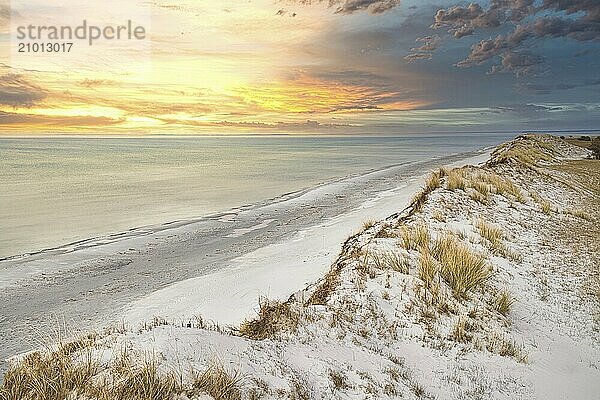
[432,0,600,76]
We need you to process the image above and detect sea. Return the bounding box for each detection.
[0,133,513,259]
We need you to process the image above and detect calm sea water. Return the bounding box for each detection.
[0,134,511,258]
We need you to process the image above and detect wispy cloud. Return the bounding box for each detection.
[292,0,401,15]
[0,73,48,107]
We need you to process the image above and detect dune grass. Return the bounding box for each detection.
[191,362,243,400]
[0,348,100,400]
[418,251,438,289]
[540,201,554,214]
[307,264,342,306]
[401,224,430,251]
[374,251,409,274]
[492,289,516,316]
[564,208,591,221]
[238,298,299,340]
[451,316,475,343]
[443,167,525,203]
[492,136,555,166]
[98,354,179,400]
[485,333,528,363]
[475,219,505,254]
[475,171,525,202]
[432,234,491,299]
[446,169,467,191]
[362,219,377,231]
[0,336,246,400]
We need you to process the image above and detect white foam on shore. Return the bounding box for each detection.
[124,152,490,327]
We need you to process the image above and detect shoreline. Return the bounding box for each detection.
[1,134,598,399]
[0,134,510,261]
[123,150,491,328]
[0,147,489,367]
[0,151,482,264]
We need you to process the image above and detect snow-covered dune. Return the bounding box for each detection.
[2,135,598,400]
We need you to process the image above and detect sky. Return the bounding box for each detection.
[0,0,599,135]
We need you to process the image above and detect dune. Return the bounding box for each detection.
[1,134,598,400]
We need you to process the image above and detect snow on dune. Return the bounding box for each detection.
[4,136,599,400]
[124,153,490,328]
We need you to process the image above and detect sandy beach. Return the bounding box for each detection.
[2,0,599,397]
[2,135,599,400]
[0,149,489,368]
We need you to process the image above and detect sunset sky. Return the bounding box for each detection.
[0,0,599,134]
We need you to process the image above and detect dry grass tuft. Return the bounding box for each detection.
[446,169,467,191]
[469,191,488,204]
[475,219,505,254]
[486,334,528,363]
[540,201,554,214]
[100,354,179,400]
[493,289,516,316]
[432,234,491,299]
[238,298,299,339]
[452,316,475,343]
[374,251,409,274]
[401,224,430,251]
[492,136,555,166]
[475,171,525,202]
[445,167,525,203]
[307,264,343,305]
[328,370,349,390]
[0,342,192,400]
[564,208,591,221]
[418,251,438,289]
[0,349,99,400]
[362,219,377,231]
[472,181,490,196]
[191,362,243,400]
[432,211,446,222]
